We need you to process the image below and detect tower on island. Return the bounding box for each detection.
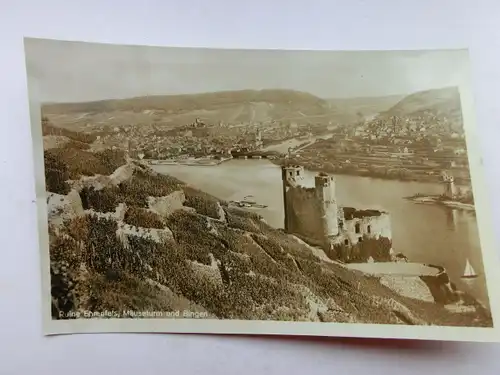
[442,171,456,199]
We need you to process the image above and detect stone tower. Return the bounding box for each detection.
[281,165,304,232]
[442,173,456,199]
[254,129,263,148]
[314,173,339,238]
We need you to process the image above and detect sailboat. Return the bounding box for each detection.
[461,258,478,279]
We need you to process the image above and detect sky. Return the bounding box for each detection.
[24,38,471,103]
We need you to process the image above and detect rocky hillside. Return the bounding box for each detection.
[44,138,491,327]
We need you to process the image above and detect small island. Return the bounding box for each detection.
[405,172,475,211]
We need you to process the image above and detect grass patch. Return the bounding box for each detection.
[166,210,227,265]
[79,169,185,212]
[117,169,184,207]
[183,186,223,219]
[124,207,165,229]
[44,148,126,181]
[87,272,179,314]
[80,186,120,213]
[224,208,264,233]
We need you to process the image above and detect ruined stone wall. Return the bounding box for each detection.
[328,213,392,262]
[284,185,328,247]
[344,213,392,246]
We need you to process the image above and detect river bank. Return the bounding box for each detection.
[145,156,233,167]
[268,158,455,184]
[405,195,475,211]
[148,155,470,185]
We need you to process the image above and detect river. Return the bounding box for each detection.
[152,158,490,308]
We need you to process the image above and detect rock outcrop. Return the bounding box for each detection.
[69,161,146,192]
[47,189,84,227]
[43,135,71,150]
[116,222,174,247]
[148,191,186,218]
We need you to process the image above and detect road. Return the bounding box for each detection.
[345,262,441,277]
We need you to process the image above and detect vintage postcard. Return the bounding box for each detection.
[24,37,500,341]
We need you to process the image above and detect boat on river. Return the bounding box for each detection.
[229,195,268,209]
[461,258,478,279]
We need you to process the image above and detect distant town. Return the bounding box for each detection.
[43,87,471,187]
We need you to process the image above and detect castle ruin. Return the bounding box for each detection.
[281,165,392,261]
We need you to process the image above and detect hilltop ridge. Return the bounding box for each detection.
[43,89,328,115]
[379,86,462,125]
[41,89,359,130]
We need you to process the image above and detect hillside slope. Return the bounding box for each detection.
[44,140,491,327]
[43,89,328,113]
[42,89,355,130]
[379,87,463,124]
[328,94,404,120]
[43,89,326,117]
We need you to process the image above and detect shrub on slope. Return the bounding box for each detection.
[44,147,126,183]
[124,207,165,229]
[44,152,71,195]
[79,169,184,213]
[183,186,224,219]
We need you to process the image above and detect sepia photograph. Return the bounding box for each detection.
[24,38,500,339]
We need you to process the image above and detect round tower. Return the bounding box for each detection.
[314,173,339,237]
[442,173,456,199]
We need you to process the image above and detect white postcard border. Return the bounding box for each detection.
[25,39,500,342]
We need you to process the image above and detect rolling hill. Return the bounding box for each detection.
[379,86,463,123]
[43,89,328,114]
[327,94,405,121]
[42,89,360,129]
[42,87,465,131]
